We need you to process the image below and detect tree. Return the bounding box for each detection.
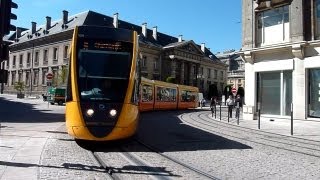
[13,81,25,98]
[53,66,68,87]
[166,76,176,83]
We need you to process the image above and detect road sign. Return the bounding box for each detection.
[232,87,237,94]
[46,73,53,80]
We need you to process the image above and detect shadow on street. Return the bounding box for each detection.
[0,97,65,123]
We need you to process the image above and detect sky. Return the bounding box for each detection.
[11,0,241,54]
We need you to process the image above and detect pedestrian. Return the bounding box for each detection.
[226,95,234,118]
[235,94,242,118]
[210,96,216,113]
[200,98,206,108]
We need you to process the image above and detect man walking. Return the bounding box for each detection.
[226,95,234,118]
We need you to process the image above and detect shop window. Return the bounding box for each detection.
[308,69,320,118]
[256,5,289,46]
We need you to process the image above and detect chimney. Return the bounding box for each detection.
[31,22,37,34]
[142,23,147,37]
[46,16,51,30]
[201,43,205,53]
[113,13,118,28]
[152,26,157,40]
[16,27,22,38]
[15,27,22,41]
[178,35,183,42]
[63,10,68,24]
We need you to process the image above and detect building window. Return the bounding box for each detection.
[200,67,203,76]
[316,0,320,39]
[35,51,39,66]
[12,56,16,68]
[142,56,147,68]
[25,72,30,86]
[53,47,58,61]
[308,68,320,118]
[11,72,16,85]
[43,49,48,64]
[18,72,22,82]
[193,66,196,75]
[220,71,224,80]
[63,45,68,59]
[42,68,48,85]
[6,59,9,69]
[52,68,58,86]
[33,71,39,86]
[256,5,289,46]
[19,54,23,67]
[154,58,159,70]
[208,68,211,78]
[214,70,218,79]
[27,52,31,67]
[238,79,242,83]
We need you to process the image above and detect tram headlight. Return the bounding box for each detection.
[109,109,117,117]
[86,109,94,117]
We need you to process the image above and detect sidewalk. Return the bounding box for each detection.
[0,94,65,180]
[200,106,320,142]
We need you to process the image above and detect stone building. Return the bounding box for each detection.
[216,51,245,92]
[3,10,227,97]
[240,0,320,120]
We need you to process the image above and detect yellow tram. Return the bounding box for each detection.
[65,26,140,141]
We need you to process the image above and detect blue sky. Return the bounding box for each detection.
[12,0,241,54]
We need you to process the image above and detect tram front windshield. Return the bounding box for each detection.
[78,50,131,102]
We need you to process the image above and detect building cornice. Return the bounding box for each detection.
[239,41,307,62]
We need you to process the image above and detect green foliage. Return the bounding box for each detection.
[166,76,176,83]
[53,66,68,87]
[14,81,25,94]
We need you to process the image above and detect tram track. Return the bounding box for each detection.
[181,111,320,158]
[89,138,220,180]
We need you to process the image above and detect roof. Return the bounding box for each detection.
[10,10,217,61]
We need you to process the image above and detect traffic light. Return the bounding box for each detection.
[0,69,8,83]
[0,43,8,60]
[0,0,18,36]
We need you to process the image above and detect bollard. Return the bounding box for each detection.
[214,104,216,119]
[211,106,214,118]
[258,102,261,129]
[219,104,221,121]
[227,106,230,123]
[291,103,293,135]
[236,102,239,125]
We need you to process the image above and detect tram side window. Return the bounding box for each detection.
[181,90,196,102]
[142,84,153,102]
[156,87,177,102]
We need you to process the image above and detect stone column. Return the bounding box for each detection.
[181,62,185,84]
[242,0,254,50]
[290,0,304,42]
[171,59,176,78]
[292,59,306,119]
[189,63,193,86]
[243,51,256,120]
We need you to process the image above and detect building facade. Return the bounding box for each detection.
[241,0,320,120]
[216,51,245,92]
[3,10,227,97]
